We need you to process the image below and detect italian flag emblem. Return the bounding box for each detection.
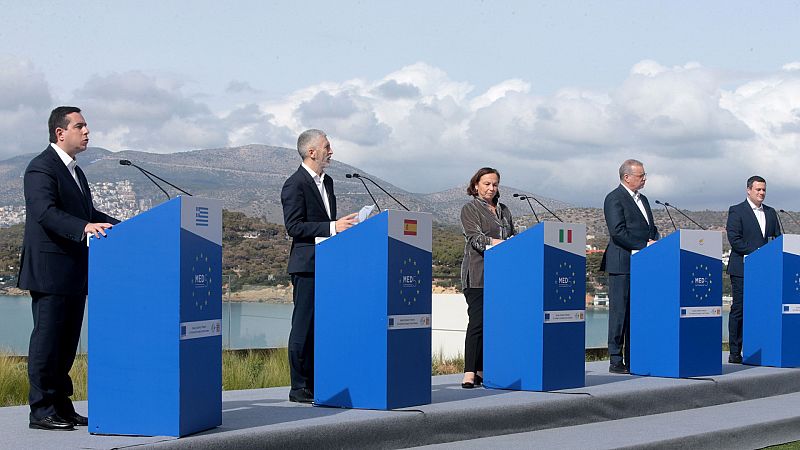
[559,228,572,243]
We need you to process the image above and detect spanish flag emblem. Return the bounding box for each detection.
[404,219,418,236]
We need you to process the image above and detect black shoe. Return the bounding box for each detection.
[609,363,629,374]
[29,414,75,431]
[289,388,314,404]
[475,374,483,386]
[728,353,743,364]
[61,411,88,426]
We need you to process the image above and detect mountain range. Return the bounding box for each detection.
[0,145,570,225]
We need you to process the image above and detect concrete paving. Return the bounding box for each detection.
[2,355,799,449]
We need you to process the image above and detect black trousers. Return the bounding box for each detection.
[729,275,744,356]
[464,288,484,373]
[289,273,315,391]
[28,291,85,420]
[607,274,631,366]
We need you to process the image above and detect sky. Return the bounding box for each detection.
[2,1,800,209]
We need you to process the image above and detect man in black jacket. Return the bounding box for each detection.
[280,129,357,403]
[725,175,781,364]
[19,106,119,430]
[601,159,658,374]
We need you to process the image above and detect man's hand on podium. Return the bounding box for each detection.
[85,222,114,239]
[335,213,358,233]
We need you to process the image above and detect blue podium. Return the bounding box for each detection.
[484,221,586,391]
[744,234,800,367]
[631,229,722,378]
[87,197,222,437]
[315,210,432,409]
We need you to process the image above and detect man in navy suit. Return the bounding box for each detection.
[18,106,119,430]
[725,175,781,364]
[280,129,357,403]
[601,159,658,374]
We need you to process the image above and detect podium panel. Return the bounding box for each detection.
[744,234,800,367]
[484,221,586,391]
[315,210,432,409]
[88,197,222,437]
[631,230,722,378]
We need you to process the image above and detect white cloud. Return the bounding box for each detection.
[4,57,800,209]
[0,56,53,157]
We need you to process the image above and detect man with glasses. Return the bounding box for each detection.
[601,159,658,374]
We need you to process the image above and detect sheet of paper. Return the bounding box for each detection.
[357,204,376,223]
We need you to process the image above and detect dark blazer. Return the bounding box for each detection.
[726,200,781,277]
[601,184,659,274]
[18,146,118,295]
[281,166,337,274]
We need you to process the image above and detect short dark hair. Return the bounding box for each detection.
[48,106,82,143]
[467,167,500,196]
[747,175,766,189]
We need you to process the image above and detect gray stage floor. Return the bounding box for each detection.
[3,354,799,449]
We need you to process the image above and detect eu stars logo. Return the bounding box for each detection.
[690,263,713,301]
[554,261,577,303]
[399,257,422,306]
[794,272,800,296]
[192,252,213,311]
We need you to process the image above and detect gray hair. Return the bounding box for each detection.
[296,129,326,159]
[618,159,644,180]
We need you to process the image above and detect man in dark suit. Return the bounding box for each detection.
[725,175,781,364]
[280,129,357,403]
[601,159,658,374]
[18,106,119,430]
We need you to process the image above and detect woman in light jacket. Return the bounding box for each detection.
[459,167,515,388]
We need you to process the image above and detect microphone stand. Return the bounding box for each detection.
[527,194,562,222]
[351,173,409,211]
[346,173,381,212]
[780,209,800,228]
[664,202,706,230]
[655,200,677,231]
[137,166,192,196]
[513,193,540,223]
[120,160,170,200]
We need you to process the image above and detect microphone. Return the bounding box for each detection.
[513,193,540,223]
[779,209,800,228]
[655,200,677,232]
[514,193,562,222]
[120,160,170,200]
[660,201,706,230]
[346,173,381,212]
[119,160,192,199]
[778,209,798,235]
[348,173,409,211]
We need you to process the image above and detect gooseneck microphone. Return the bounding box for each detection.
[512,193,540,223]
[346,173,381,212]
[119,160,192,200]
[780,209,800,229]
[120,160,170,200]
[347,173,409,211]
[514,193,562,222]
[659,200,706,230]
[655,200,677,232]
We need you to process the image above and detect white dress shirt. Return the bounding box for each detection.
[623,184,649,224]
[301,162,336,236]
[747,197,766,237]
[51,143,82,193]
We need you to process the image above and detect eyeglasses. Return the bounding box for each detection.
[627,172,646,178]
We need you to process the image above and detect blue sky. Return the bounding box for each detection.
[2,1,800,208]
